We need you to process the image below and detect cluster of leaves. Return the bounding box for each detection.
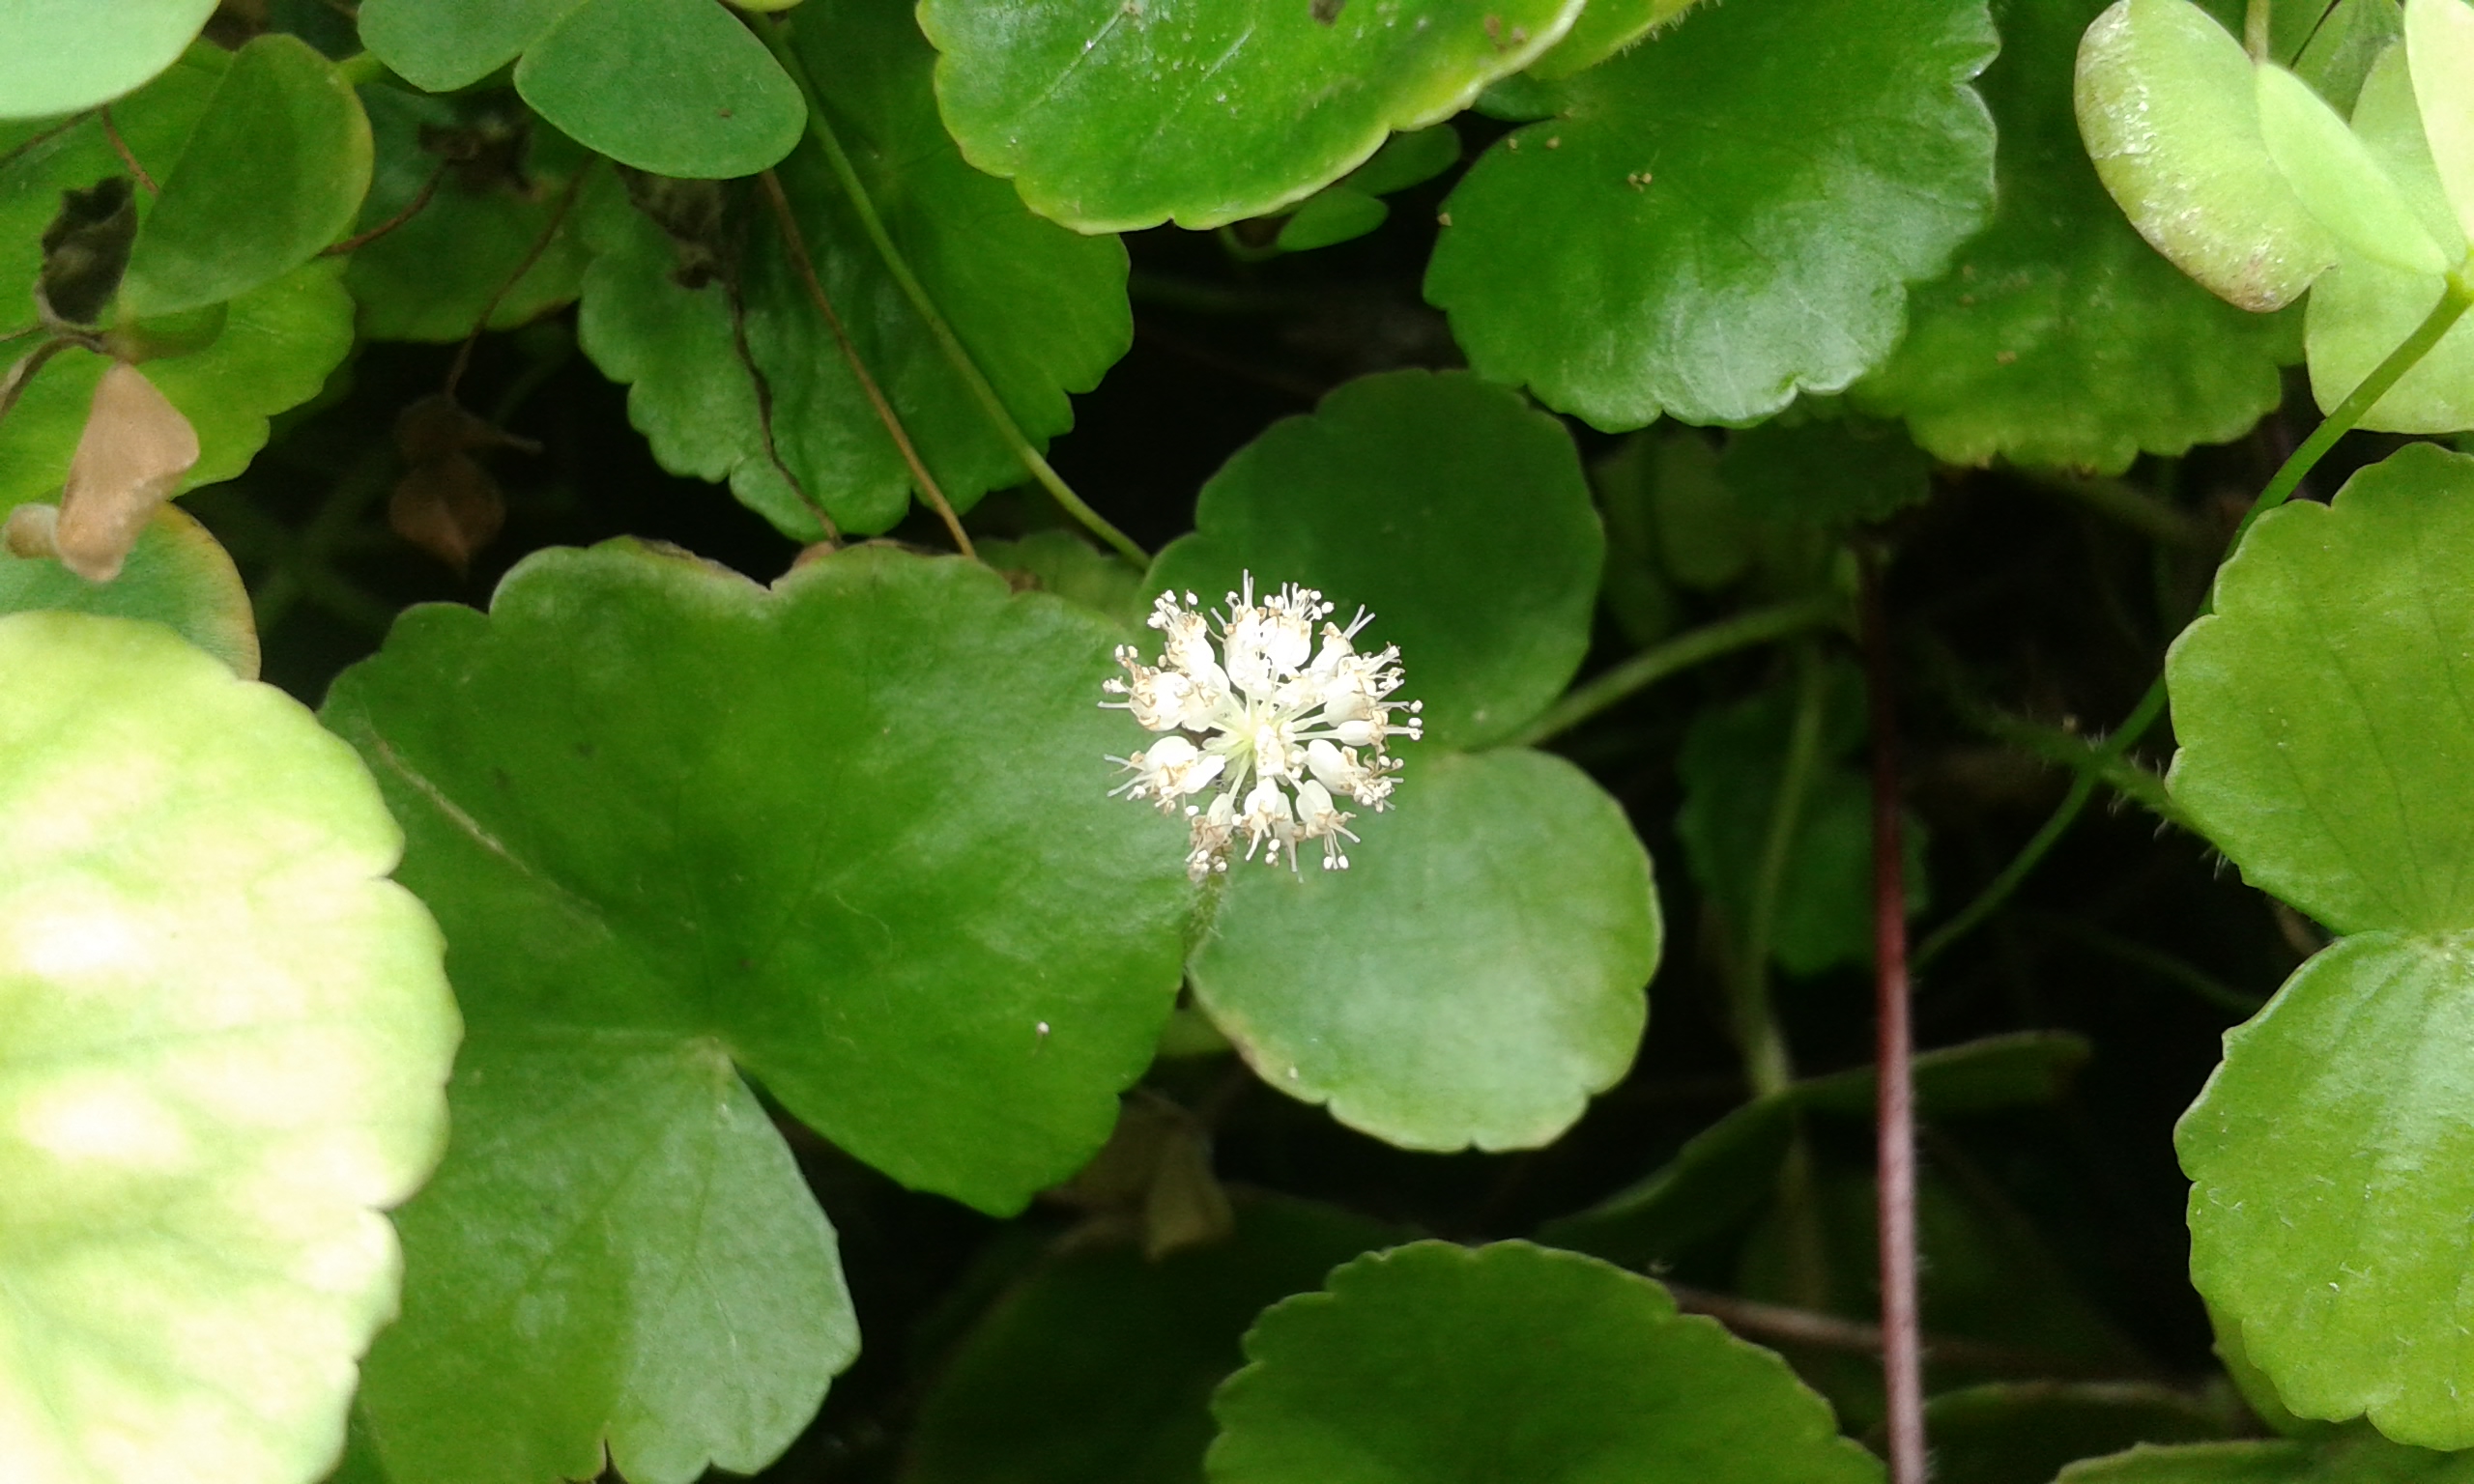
[9,0,2474,1483]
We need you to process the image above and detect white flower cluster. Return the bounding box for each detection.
[1106,575,1422,881]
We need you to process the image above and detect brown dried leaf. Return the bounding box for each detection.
[56,361,201,582]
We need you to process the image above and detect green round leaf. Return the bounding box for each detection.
[2180,931,2474,1449]
[0,504,258,677]
[0,0,218,120]
[0,610,458,1484]
[343,90,593,343]
[1340,123,1461,197]
[0,259,357,515]
[2060,1437,2474,1482]
[513,0,803,179]
[1424,0,1997,429]
[916,0,1584,232]
[1275,188,1388,252]
[120,35,374,318]
[357,1036,855,1484]
[575,0,1130,539]
[2076,0,2338,310]
[358,0,584,92]
[902,1196,1401,1484]
[1206,1241,1884,1484]
[2255,62,2445,275]
[2302,43,2474,432]
[1719,415,1932,527]
[2166,442,2474,935]
[1189,750,1657,1153]
[1144,369,1601,751]
[1852,0,2302,473]
[320,541,1190,1213]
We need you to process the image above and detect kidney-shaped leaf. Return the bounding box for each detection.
[0,0,217,120]
[1145,369,1600,752]
[2167,442,2474,936]
[1206,1241,1884,1484]
[120,34,373,318]
[321,541,1191,1213]
[2077,0,2339,310]
[1189,750,1657,1153]
[0,611,458,1484]
[917,0,1584,232]
[1424,0,1997,428]
[355,1035,855,1484]
[1852,0,2301,473]
[2180,931,2474,1450]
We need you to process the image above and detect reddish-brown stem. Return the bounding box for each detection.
[98,107,157,193]
[1859,545,1925,1484]
[444,169,582,400]
[755,167,971,558]
[323,160,448,256]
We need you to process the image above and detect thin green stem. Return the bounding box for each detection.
[1913,270,2474,971]
[1732,642,1828,1099]
[750,14,1148,567]
[1507,595,1841,749]
[1973,710,2186,829]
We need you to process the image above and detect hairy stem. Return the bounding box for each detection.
[1507,596,1841,749]
[1913,269,2474,968]
[1858,547,1924,1484]
[749,13,1146,566]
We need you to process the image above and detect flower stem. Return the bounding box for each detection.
[1506,595,1841,749]
[748,14,1148,567]
[1732,642,1827,1099]
[1912,268,2474,970]
[1857,546,1924,1484]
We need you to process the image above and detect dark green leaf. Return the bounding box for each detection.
[976,528,1146,615]
[0,0,218,119]
[1189,749,1656,1153]
[574,0,1129,539]
[1341,124,1461,197]
[1525,0,1699,80]
[1924,1383,2229,1484]
[1207,1241,1885,1484]
[343,90,593,343]
[1146,369,1601,751]
[0,611,457,1484]
[1275,188,1387,252]
[358,1037,855,1484]
[1425,0,1998,427]
[514,0,802,179]
[320,542,1190,1213]
[917,0,1584,231]
[1852,0,2302,473]
[120,35,372,317]
[902,1196,1402,1484]
[1720,415,1932,527]
[357,0,582,92]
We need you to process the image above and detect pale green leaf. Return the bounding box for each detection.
[2405,0,2474,244]
[917,0,1585,231]
[2059,1437,2474,1481]
[0,611,458,1484]
[1425,0,1998,427]
[2255,62,2445,275]
[0,504,257,676]
[0,0,218,120]
[2077,0,2338,309]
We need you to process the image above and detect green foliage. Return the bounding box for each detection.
[915,0,1580,231]
[2061,1435,2474,1481]
[0,611,456,1484]
[0,505,257,674]
[1424,0,1998,428]
[0,1,218,120]
[1207,1241,1886,1484]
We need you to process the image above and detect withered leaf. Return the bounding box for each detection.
[56,360,201,582]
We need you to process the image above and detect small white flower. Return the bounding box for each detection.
[1105,573,1422,881]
